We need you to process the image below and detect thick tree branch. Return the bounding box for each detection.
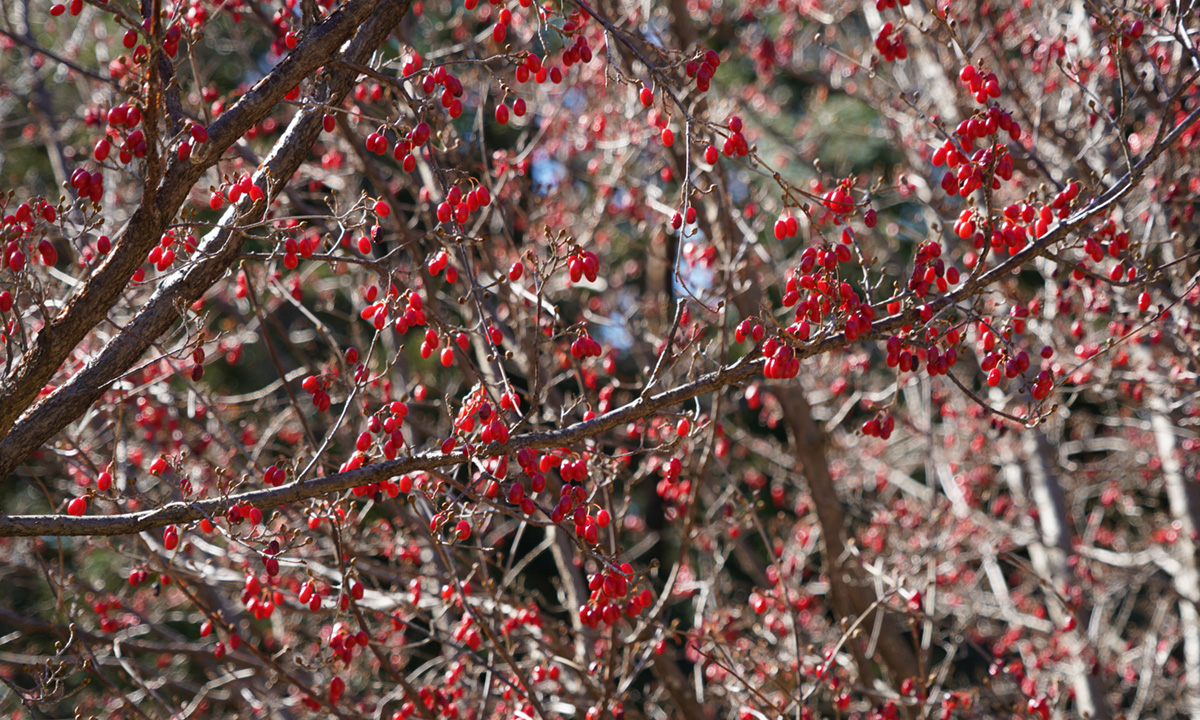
[4,96,1199,542]
[0,0,385,443]
[0,0,410,479]
[777,387,920,692]
[0,352,763,537]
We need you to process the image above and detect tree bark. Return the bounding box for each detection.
[777,387,920,692]
[0,0,387,443]
[1153,401,1200,720]
[0,0,411,479]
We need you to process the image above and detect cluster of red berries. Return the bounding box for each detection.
[980,347,1031,387]
[1079,218,1133,282]
[93,102,148,169]
[685,48,722,92]
[225,502,266,526]
[48,0,84,16]
[1081,230,1128,265]
[240,572,283,615]
[935,141,1014,197]
[147,230,195,273]
[70,166,105,204]
[210,172,265,211]
[482,471,537,514]
[874,23,907,62]
[420,328,467,367]
[773,214,799,240]
[436,186,487,228]
[297,580,324,611]
[262,465,287,487]
[821,184,855,216]
[556,455,590,483]
[861,414,895,439]
[349,472,406,498]
[1029,369,1054,399]
[327,622,370,664]
[762,337,800,379]
[718,116,750,158]
[514,52,556,86]
[245,590,278,621]
[567,250,600,283]
[426,251,454,283]
[559,34,595,69]
[127,567,153,587]
[970,310,1055,397]
[670,205,697,229]
[546,480,588,524]
[1050,181,1082,217]
[421,65,466,118]
[801,236,849,275]
[479,417,510,444]
[2,201,59,272]
[435,183,492,226]
[734,318,765,343]
[361,288,428,334]
[570,333,602,359]
[3,199,55,230]
[959,64,1002,104]
[781,247,875,343]
[953,104,1023,145]
[451,391,512,449]
[652,455,690,507]
[158,21,185,58]
[301,373,334,411]
[906,241,960,297]
[350,400,411,464]
[91,598,125,633]
[493,96,528,124]
[580,564,653,627]
[451,615,483,653]
[886,332,960,376]
[362,126,393,155]
[969,205,1032,264]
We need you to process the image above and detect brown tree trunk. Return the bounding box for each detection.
[777,387,920,693]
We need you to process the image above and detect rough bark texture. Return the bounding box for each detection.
[0,0,385,442]
[0,0,409,479]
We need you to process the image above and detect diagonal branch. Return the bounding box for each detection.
[0,0,410,480]
[4,96,1200,532]
[0,352,765,537]
[0,0,386,445]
